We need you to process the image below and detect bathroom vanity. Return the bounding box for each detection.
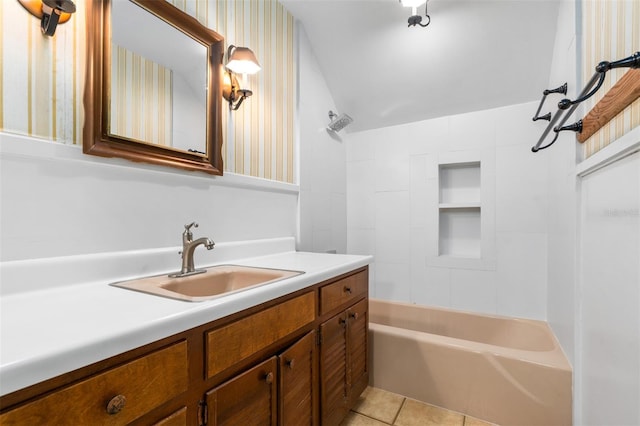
[0,249,370,426]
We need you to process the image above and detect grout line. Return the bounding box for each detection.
[391,398,407,425]
[349,410,394,425]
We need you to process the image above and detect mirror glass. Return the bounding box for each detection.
[84,0,224,174]
[110,0,207,155]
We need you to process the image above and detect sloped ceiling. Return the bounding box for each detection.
[280,0,562,132]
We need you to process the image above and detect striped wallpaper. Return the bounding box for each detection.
[0,0,296,183]
[111,44,173,146]
[581,0,640,158]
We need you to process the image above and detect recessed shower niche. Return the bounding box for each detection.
[438,162,481,258]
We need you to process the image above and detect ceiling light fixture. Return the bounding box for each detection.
[400,0,431,28]
[222,45,261,111]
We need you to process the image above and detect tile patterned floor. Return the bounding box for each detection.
[341,387,497,426]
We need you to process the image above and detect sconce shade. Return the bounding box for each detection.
[43,0,76,13]
[17,0,73,23]
[226,46,261,74]
[17,0,75,36]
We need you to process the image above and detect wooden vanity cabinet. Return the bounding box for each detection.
[319,296,369,426]
[0,267,368,426]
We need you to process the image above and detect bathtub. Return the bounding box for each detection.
[369,299,572,426]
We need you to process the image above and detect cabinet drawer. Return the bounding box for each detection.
[319,270,367,315]
[206,292,316,379]
[0,341,188,425]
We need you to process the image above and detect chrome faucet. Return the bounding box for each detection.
[169,222,215,278]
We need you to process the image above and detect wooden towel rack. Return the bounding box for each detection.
[577,68,640,143]
[531,52,640,152]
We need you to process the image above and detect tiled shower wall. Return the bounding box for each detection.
[0,0,295,183]
[346,101,551,320]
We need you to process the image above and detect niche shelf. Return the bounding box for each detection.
[438,162,481,258]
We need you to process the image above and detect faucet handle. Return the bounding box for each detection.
[185,222,198,231]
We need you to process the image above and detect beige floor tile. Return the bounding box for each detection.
[464,416,496,426]
[340,411,391,426]
[394,399,464,426]
[351,386,405,424]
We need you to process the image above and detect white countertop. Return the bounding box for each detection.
[0,249,372,396]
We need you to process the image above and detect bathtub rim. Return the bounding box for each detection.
[368,299,572,372]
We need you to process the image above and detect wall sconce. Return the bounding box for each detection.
[18,0,76,36]
[222,45,261,111]
[400,0,430,28]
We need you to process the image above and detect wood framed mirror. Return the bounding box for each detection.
[84,0,224,175]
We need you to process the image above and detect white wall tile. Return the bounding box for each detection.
[449,109,497,151]
[413,266,451,308]
[376,262,411,302]
[408,116,450,155]
[496,144,549,233]
[450,269,497,314]
[346,102,552,320]
[495,101,541,147]
[374,126,411,161]
[347,190,376,230]
[347,131,375,162]
[410,155,431,228]
[347,228,375,256]
[495,232,547,319]
[375,191,410,263]
[347,159,375,230]
[298,189,314,252]
[330,193,347,253]
[311,192,332,231]
[347,159,375,194]
[368,263,377,299]
[312,229,332,254]
[375,157,411,192]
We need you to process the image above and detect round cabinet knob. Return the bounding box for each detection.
[344,286,352,294]
[286,359,295,369]
[106,394,126,415]
[350,312,359,320]
[264,372,274,384]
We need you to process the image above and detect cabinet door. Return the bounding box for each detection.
[152,407,188,426]
[319,313,348,426]
[206,357,277,426]
[347,298,369,406]
[279,330,317,426]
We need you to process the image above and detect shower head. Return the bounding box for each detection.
[327,111,353,132]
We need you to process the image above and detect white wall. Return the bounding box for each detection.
[297,26,347,254]
[544,1,640,423]
[0,134,297,262]
[545,0,579,366]
[346,102,551,320]
[578,151,640,425]
[0,21,348,264]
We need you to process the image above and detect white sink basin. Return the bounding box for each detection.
[111,265,304,302]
